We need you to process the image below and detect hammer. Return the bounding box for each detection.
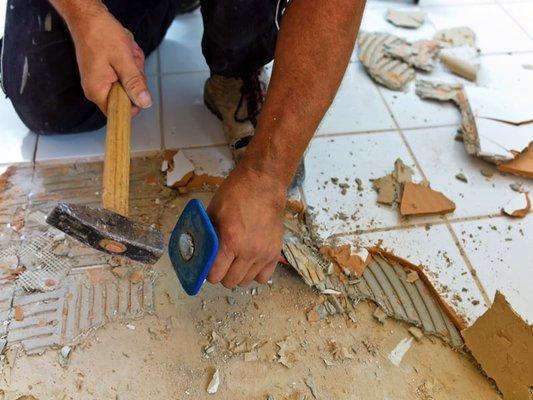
[46,83,164,264]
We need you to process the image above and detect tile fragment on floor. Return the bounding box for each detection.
[462,292,533,400]
[283,216,464,347]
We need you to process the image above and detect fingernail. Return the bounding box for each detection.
[137,91,152,109]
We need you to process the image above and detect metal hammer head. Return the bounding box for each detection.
[46,202,164,264]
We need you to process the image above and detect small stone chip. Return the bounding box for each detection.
[480,168,494,178]
[455,173,468,183]
[406,270,419,283]
[14,305,23,321]
[510,182,524,193]
[408,326,424,341]
[373,307,387,324]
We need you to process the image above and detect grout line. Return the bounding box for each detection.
[313,123,459,139]
[375,85,429,181]
[31,134,39,165]
[331,210,522,238]
[496,0,533,41]
[444,222,492,305]
[156,49,166,150]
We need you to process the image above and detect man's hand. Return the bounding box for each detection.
[206,163,286,287]
[52,1,151,115]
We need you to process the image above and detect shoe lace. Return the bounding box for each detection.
[234,71,265,127]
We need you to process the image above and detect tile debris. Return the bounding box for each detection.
[501,192,531,218]
[434,27,476,47]
[206,368,220,394]
[462,292,533,400]
[387,337,413,367]
[357,31,417,90]
[373,158,414,205]
[498,143,533,178]
[277,336,300,369]
[400,182,456,216]
[386,9,426,29]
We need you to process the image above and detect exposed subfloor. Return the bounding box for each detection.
[0,160,500,399]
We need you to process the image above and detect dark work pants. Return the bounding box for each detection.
[0,0,286,134]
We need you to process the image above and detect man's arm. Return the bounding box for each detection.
[48,0,152,114]
[207,0,366,287]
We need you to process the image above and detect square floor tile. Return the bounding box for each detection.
[36,76,162,161]
[379,82,462,129]
[452,215,533,323]
[424,4,533,53]
[159,10,208,74]
[302,131,433,240]
[317,63,396,135]
[403,126,533,219]
[501,2,533,38]
[338,224,488,323]
[0,96,37,164]
[161,72,226,149]
[477,53,533,90]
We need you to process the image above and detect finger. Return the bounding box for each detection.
[240,261,268,287]
[81,68,116,115]
[255,259,278,284]
[113,51,152,109]
[221,256,253,289]
[207,241,234,284]
[131,106,141,118]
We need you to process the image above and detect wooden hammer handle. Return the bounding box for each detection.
[102,82,131,216]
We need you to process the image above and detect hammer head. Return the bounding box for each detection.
[46,202,164,264]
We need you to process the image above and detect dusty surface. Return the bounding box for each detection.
[0,192,502,399]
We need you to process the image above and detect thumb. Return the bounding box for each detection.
[114,56,152,110]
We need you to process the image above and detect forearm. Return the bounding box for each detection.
[242,0,365,188]
[48,0,106,33]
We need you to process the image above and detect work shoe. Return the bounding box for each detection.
[204,72,266,161]
[204,71,306,187]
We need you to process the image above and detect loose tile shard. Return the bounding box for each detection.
[462,292,533,400]
[357,31,416,90]
[319,245,371,277]
[498,143,533,178]
[385,40,441,72]
[277,336,300,369]
[373,158,414,205]
[206,369,220,394]
[434,27,476,47]
[501,192,531,218]
[400,182,456,216]
[164,150,195,188]
[388,337,413,366]
[439,53,478,82]
[386,9,425,29]
[283,220,465,348]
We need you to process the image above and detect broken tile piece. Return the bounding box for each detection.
[462,292,533,400]
[498,143,533,178]
[385,40,441,72]
[358,31,416,90]
[319,245,371,277]
[206,369,220,394]
[400,182,456,216]
[408,326,424,341]
[165,151,194,188]
[440,53,478,82]
[373,307,387,324]
[388,337,413,367]
[277,336,299,369]
[373,158,414,205]
[386,9,425,29]
[434,27,476,47]
[501,192,531,218]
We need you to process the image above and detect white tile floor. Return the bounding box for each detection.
[1,0,532,324]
